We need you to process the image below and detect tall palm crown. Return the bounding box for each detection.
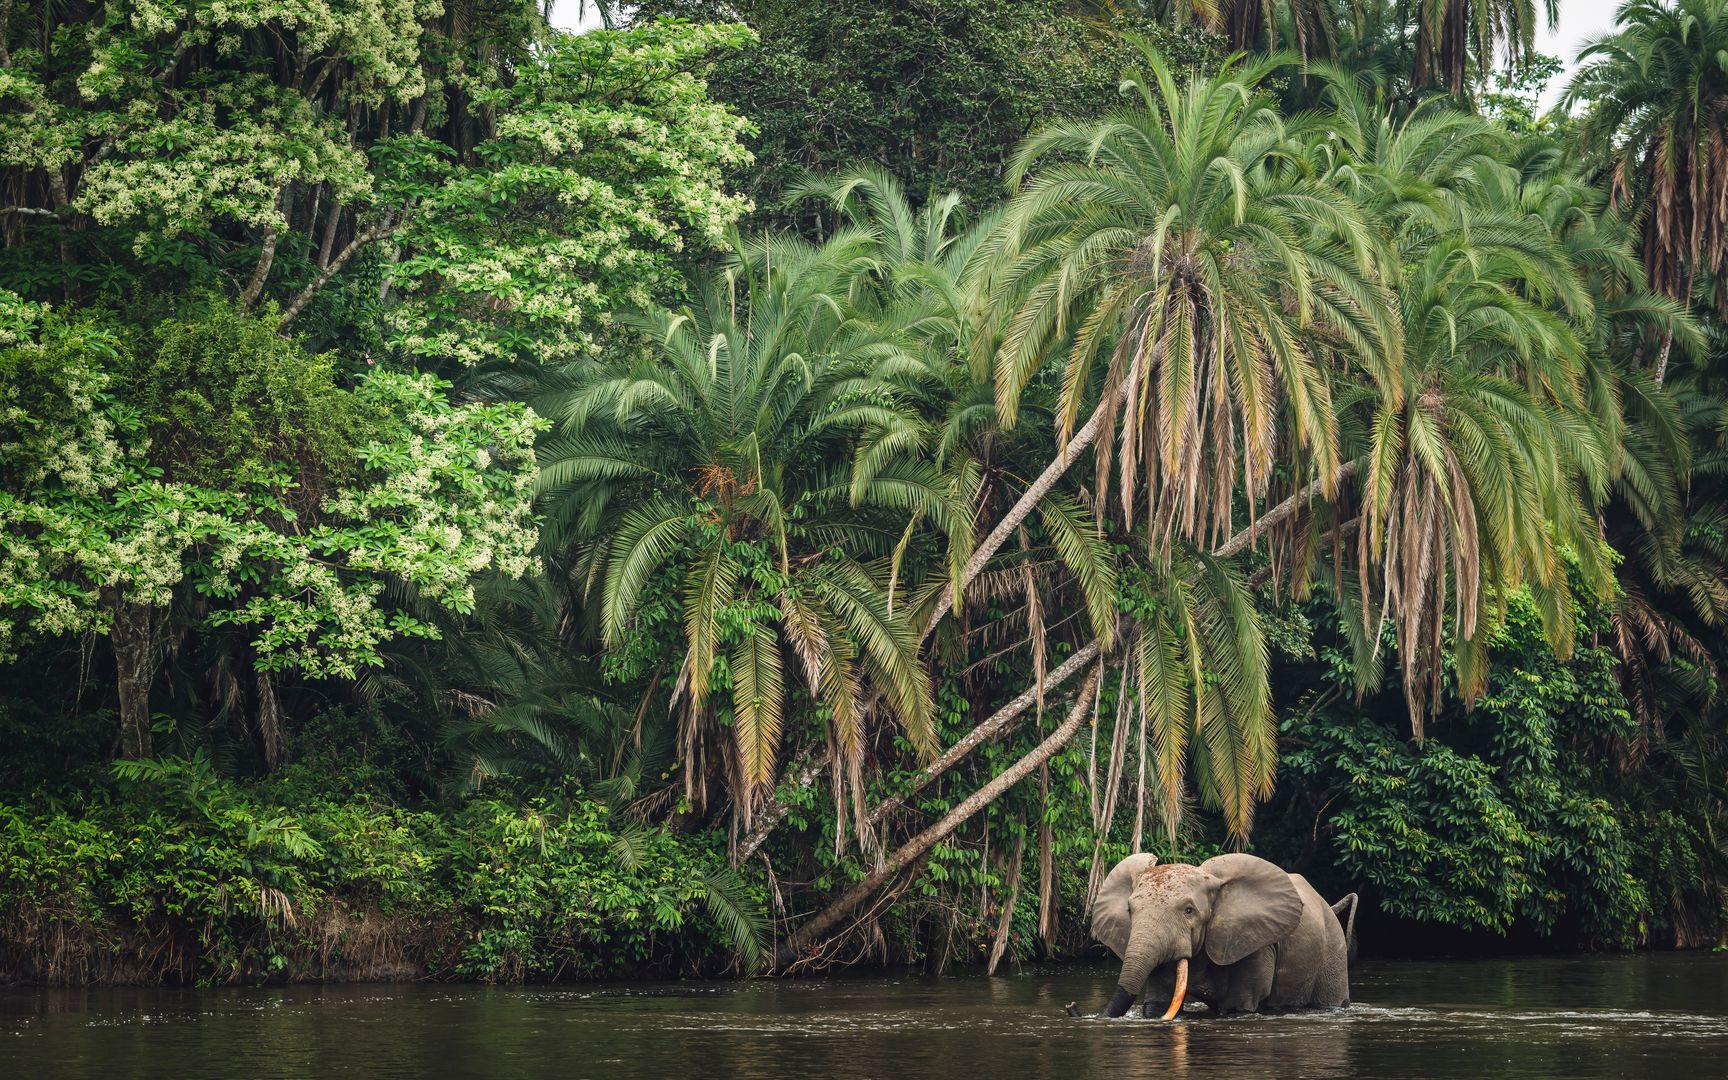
[536,235,964,827]
[794,166,1119,653]
[1512,146,1723,740]
[991,43,1401,562]
[1301,81,1616,734]
[1568,0,1728,316]
[1353,208,1611,733]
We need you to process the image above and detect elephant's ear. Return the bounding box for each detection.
[1090,853,1157,958]
[1199,853,1303,966]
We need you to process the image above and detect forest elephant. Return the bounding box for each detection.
[1080,853,1356,1018]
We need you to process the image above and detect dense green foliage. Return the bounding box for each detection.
[4,0,1728,986]
[1275,593,1649,940]
[0,721,762,984]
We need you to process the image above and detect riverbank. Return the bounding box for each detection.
[0,760,759,986]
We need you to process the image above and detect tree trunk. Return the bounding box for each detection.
[240,225,281,311]
[775,664,1101,970]
[921,398,1112,643]
[108,598,162,760]
[865,640,1102,828]
[737,639,1102,864]
[315,196,342,269]
[44,168,74,300]
[1212,458,1360,559]
[279,214,402,328]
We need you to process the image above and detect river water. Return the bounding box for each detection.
[4,955,1726,1078]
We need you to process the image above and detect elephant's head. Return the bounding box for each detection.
[1090,853,1303,1018]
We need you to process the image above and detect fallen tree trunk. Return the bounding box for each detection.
[775,664,1102,971]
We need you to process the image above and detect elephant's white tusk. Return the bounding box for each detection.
[1159,958,1189,1020]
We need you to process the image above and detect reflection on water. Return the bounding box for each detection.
[4,955,1727,1079]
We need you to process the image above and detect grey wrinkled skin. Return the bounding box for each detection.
[1088,853,1354,1017]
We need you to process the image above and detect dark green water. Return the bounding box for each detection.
[4,955,1727,1078]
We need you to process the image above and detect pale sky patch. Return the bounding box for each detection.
[1538,1,1621,110]
[549,1,607,33]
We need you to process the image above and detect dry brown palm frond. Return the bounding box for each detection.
[1357,416,1479,741]
[1610,579,1722,768]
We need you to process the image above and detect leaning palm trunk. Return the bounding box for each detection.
[920,398,1112,642]
[865,640,1103,829]
[775,665,1103,970]
[736,640,1102,864]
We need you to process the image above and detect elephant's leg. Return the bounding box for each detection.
[1139,966,1178,1018]
[1309,929,1350,1007]
[1313,951,1350,1007]
[1211,946,1276,1014]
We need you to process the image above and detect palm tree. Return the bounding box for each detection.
[1274,82,1627,737]
[793,167,1119,656]
[1504,143,1720,745]
[989,43,1401,568]
[535,233,967,831]
[965,44,1399,831]
[808,167,1277,842]
[1347,203,1612,736]
[1568,0,1728,320]
[1414,0,1558,97]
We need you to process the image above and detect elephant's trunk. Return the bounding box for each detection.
[1101,985,1135,1017]
[1104,928,1166,1017]
[1157,958,1189,1020]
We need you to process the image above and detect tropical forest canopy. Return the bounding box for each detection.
[1,0,1727,983]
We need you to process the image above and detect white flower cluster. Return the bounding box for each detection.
[384,24,754,367]
[121,1,439,102]
[0,359,541,679]
[319,372,544,609]
[77,76,370,239]
[0,329,129,495]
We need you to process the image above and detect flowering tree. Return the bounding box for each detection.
[0,5,753,365]
[0,307,542,758]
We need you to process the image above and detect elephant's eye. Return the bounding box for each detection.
[1184,905,1195,916]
